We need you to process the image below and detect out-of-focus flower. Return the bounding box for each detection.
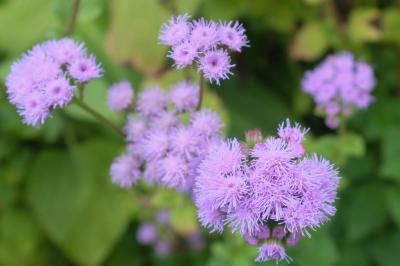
[107,81,134,111]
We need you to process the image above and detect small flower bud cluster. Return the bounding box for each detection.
[159,14,249,85]
[136,209,205,257]
[109,81,223,192]
[6,38,102,126]
[302,52,376,128]
[194,119,340,263]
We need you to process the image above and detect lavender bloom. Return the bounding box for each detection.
[110,155,141,188]
[155,240,172,257]
[137,87,167,117]
[68,55,103,83]
[107,81,134,111]
[198,49,234,85]
[124,115,148,142]
[43,77,76,108]
[255,243,292,263]
[218,21,249,52]
[5,38,102,126]
[194,119,340,263]
[159,14,192,46]
[136,223,157,245]
[302,52,376,128]
[159,15,249,86]
[190,109,223,137]
[111,81,223,192]
[169,81,199,112]
[168,41,198,69]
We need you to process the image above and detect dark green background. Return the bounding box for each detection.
[0,0,400,265]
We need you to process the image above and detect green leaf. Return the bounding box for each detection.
[362,99,400,140]
[369,232,400,266]
[307,133,365,166]
[0,0,57,54]
[385,187,400,228]
[170,202,197,235]
[345,185,388,241]
[106,0,169,76]
[291,230,339,266]
[348,7,382,43]
[380,128,400,182]
[0,209,42,266]
[289,22,329,61]
[27,139,134,265]
[217,78,290,138]
[383,8,400,43]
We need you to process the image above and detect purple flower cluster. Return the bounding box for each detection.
[109,81,223,192]
[159,15,249,85]
[302,52,376,128]
[194,119,340,263]
[136,209,205,257]
[6,38,103,126]
[107,81,134,111]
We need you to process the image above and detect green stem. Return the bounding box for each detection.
[196,76,204,111]
[65,0,81,35]
[73,98,125,137]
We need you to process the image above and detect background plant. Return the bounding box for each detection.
[0,0,400,266]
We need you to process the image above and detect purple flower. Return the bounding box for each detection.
[107,81,134,111]
[46,38,84,65]
[43,77,75,108]
[159,14,192,46]
[194,120,340,263]
[139,130,170,161]
[271,226,287,240]
[154,240,172,257]
[255,243,291,263]
[124,115,148,142]
[150,112,180,130]
[136,223,157,245]
[168,41,198,69]
[196,204,225,233]
[5,38,103,127]
[137,87,167,117]
[218,21,249,52]
[159,154,189,189]
[18,91,50,126]
[302,52,376,128]
[190,18,219,50]
[190,109,223,137]
[198,49,234,85]
[110,155,141,188]
[169,81,199,112]
[68,55,103,83]
[286,233,302,247]
[170,126,201,157]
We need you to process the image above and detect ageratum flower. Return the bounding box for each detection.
[107,81,134,111]
[159,15,249,85]
[194,120,340,263]
[110,81,223,193]
[302,52,376,128]
[5,38,103,126]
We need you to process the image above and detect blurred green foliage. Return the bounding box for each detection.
[0,0,400,265]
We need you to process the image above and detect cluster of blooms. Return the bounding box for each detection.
[107,81,134,111]
[136,209,205,257]
[302,52,376,128]
[194,120,340,263]
[109,81,223,192]
[159,14,249,85]
[6,38,103,126]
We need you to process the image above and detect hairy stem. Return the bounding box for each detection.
[197,76,204,111]
[65,0,81,35]
[74,98,125,137]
